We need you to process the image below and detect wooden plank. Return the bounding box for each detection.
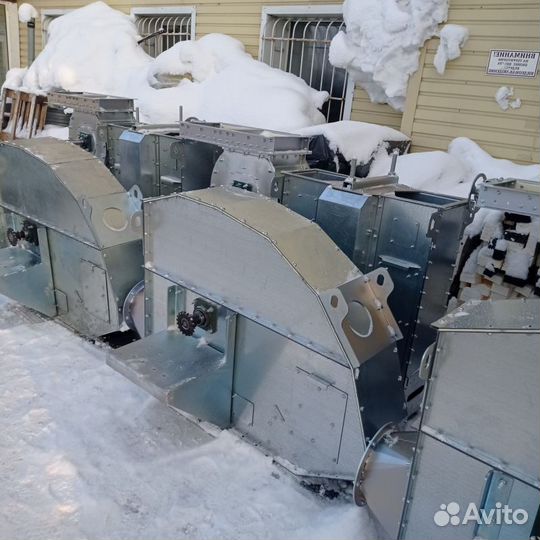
[27,95,37,139]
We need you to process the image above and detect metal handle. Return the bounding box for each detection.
[468,173,487,213]
[419,342,436,381]
[379,254,421,271]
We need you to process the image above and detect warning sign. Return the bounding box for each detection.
[487,50,540,78]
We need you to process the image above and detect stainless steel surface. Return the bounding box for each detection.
[396,298,540,539]
[48,92,136,163]
[143,186,401,366]
[0,224,56,316]
[123,280,145,335]
[112,127,220,197]
[232,316,368,479]
[108,327,234,428]
[0,138,143,336]
[400,433,540,540]
[177,121,311,155]
[110,184,406,480]
[476,178,540,217]
[422,300,540,486]
[207,127,310,196]
[354,424,417,539]
[280,169,468,411]
[434,298,539,331]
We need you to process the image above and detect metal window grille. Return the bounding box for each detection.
[135,14,192,58]
[261,16,349,122]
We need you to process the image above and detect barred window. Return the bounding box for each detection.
[261,12,351,122]
[134,13,193,58]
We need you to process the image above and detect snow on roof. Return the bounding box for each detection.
[329,0,449,111]
[7,2,328,131]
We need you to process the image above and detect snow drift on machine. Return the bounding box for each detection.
[5,1,328,130]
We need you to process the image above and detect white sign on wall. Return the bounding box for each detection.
[487,50,540,78]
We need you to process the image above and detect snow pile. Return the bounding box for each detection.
[0,307,379,540]
[2,67,28,91]
[463,208,504,237]
[433,24,469,74]
[144,34,328,129]
[495,86,521,111]
[449,137,539,181]
[371,148,469,195]
[369,137,540,198]
[295,121,409,163]
[329,0,448,111]
[7,2,327,130]
[18,3,38,23]
[21,2,149,95]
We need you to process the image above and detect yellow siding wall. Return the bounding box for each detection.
[352,89,403,130]
[402,0,540,164]
[16,0,400,128]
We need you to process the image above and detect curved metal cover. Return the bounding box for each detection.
[0,138,141,248]
[144,187,400,366]
[354,424,417,539]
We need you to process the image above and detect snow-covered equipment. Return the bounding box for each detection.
[108,186,406,480]
[454,177,540,303]
[355,298,540,540]
[0,137,143,336]
[49,92,311,199]
[276,168,469,412]
[48,91,137,163]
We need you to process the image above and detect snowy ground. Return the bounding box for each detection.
[0,295,379,540]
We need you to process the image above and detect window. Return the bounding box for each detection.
[132,8,195,58]
[260,6,353,122]
[41,10,70,46]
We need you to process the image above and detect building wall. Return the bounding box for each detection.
[401,0,540,164]
[16,0,402,129]
[15,0,540,163]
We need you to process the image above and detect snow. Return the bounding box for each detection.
[504,249,533,280]
[433,24,469,75]
[369,137,540,198]
[370,148,469,196]
[5,2,327,131]
[0,298,378,540]
[495,86,521,111]
[18,3,38,23]
[295,121,409,163]
[2,67,28,91]
[463,208,504,237]
[329,0,448,111]
[448,137,539,181]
